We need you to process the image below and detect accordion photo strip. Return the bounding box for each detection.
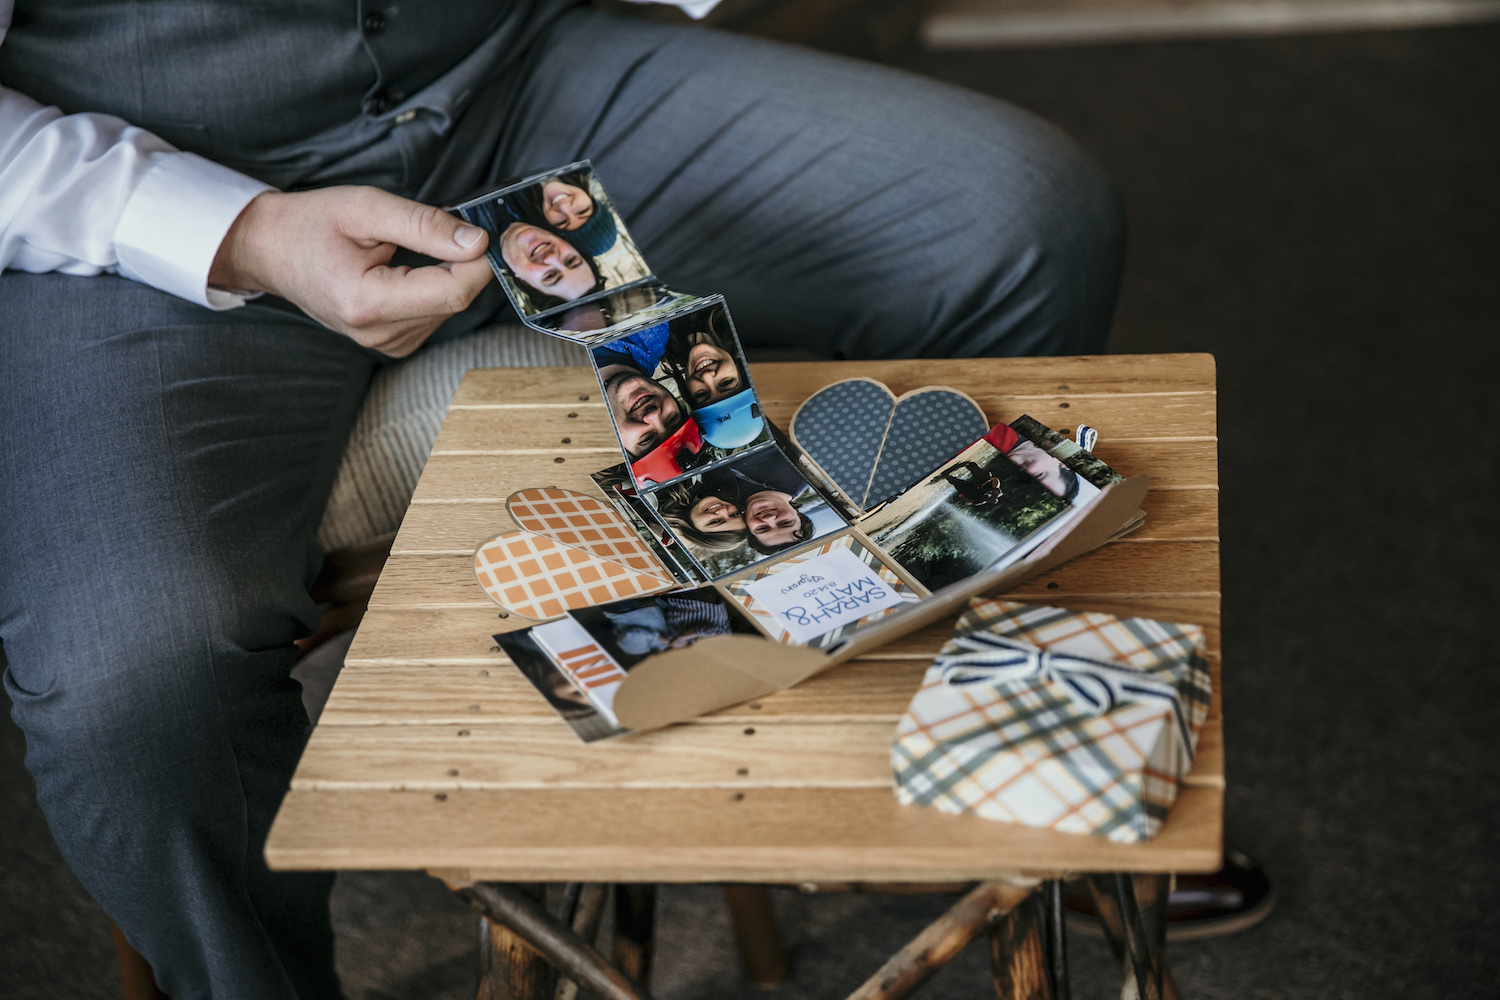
[456,162,1151,735]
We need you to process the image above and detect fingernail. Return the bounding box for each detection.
[454,225,483,248]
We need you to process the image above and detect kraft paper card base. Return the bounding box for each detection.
[603,475,1149,731]
[611,635,828,730]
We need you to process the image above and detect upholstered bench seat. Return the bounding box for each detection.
[316,324,590,554]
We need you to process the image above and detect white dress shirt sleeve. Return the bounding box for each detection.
[625,0,723,18]
[0,6,273,309]
[0,0,717,309]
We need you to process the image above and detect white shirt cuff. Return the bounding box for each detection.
[624,0,722,18]
[112,152,274,310]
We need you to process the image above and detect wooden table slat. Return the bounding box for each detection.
[364,541,1220,611]
[432,393,1218,453]
[391,485,1218,554]
[340,597,1221,670]
[405,440,1218,507]
[290,709,1222,792]
[448,355,1218,407]
[265,784,1223,878]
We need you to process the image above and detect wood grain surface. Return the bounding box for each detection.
[267,355,1224,879]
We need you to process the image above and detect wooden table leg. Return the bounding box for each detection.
[612,884,657,987]
[477,885,552,1000]
[555,884,608,1000]
[447,880,655,1000]
[990,885,1050,1000]
[844,881,1035,1000]
[723,885,790,986]
[1044,880,1072,1000]
[990,880,1074,1000]
[1084,874,1180,1000]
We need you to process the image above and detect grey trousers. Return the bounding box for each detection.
[0,10,1122,1000]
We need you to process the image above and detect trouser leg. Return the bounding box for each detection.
[456,8,1124,359]
[0,274,378,1000]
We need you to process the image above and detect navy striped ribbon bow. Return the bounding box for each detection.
[934,631,1194,760]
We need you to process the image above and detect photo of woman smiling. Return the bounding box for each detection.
[660,303,747,407]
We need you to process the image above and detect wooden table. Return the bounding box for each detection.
[266,355,1223,999]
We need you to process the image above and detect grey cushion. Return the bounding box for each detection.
[316,324,589,552]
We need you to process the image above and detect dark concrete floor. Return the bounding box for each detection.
[4,18,1498,1000]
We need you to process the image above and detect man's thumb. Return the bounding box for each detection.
[352,187,488,261]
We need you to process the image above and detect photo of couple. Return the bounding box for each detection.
[457,162,652,319]
[591,300,771,486]
[648,445,846,579]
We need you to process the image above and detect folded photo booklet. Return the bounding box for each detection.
[457,162,1149,742]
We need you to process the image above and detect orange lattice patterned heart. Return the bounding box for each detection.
[506,487,669,578]
[473,531,672,621]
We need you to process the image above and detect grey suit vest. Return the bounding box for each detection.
[0,0,578,195]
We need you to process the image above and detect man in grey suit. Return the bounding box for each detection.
[0,2,1123,996]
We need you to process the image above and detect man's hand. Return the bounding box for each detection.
[209,186,494,357]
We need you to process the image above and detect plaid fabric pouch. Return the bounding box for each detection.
[891,598,1212,843]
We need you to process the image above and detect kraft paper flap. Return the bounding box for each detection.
[822,475,1150,667]
[612,635,828,730]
